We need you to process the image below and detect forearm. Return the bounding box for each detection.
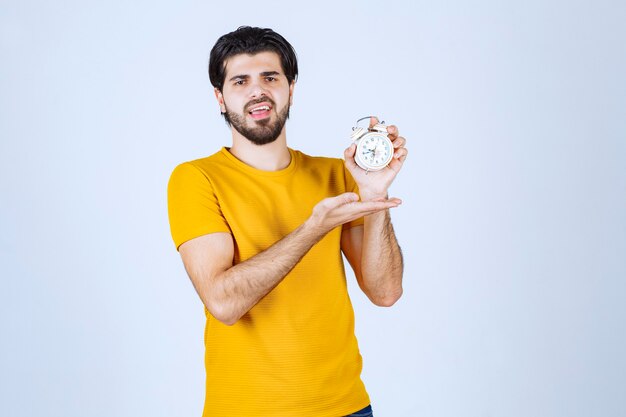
[342,119,408,305]
[360,208,404,306]
[192,193,399,325]
[209,222,325,325]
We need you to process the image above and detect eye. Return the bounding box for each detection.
[234,79,245,86]
[265,76,276,82]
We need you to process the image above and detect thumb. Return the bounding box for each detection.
[344,143,358,169]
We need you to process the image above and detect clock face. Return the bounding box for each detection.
[356,133,393,170]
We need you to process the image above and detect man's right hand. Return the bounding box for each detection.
[305,192,401,236]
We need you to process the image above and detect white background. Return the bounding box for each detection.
[1,1,625,416]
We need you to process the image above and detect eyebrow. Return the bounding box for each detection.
[228,71,281,82]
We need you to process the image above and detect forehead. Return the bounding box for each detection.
[223,51,283,78]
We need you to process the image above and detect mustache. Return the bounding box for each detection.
[245,97,275,112]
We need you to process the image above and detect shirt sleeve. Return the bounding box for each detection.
[167,162,231,251]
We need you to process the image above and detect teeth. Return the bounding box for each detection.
[250,105,270,112]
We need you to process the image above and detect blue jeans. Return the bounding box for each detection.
[344,404,373,417]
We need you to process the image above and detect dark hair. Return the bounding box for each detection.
[208,26,298,92]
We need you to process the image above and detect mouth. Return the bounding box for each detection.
[247,102,273,120]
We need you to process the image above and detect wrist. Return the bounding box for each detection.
[302,215,329,241]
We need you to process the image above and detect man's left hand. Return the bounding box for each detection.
[344,116,409,201]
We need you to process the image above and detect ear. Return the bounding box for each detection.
[288,81,295,106]
[214,87,226,113]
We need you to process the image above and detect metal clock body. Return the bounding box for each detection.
[350,120,393,171]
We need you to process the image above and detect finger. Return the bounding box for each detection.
[332,192,360,207]
[368,116,380,129]
[353,200,402,215]
[388,148,408,172]
[344,143,356,159]
[387,125,399,140]
[378,197,402,205]
[334,198,402,224]
[343,143,358,169]
[395,147,408,161]
[369,197,402,204]
[341,204,400,221]
[394,146,408,160]
[317,192,359,212]
[392,136,406,149]
[358,198,401,209]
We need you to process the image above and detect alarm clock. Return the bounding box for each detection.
[350,117,394,171]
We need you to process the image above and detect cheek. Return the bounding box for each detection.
[222,95,241,112]
[221,88,241,105]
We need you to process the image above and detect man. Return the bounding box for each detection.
[167,26,408,417]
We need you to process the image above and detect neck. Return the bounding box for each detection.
[229,129,291,171]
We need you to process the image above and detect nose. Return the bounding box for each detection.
[247,79,268,99]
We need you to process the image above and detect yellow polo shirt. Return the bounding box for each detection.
[168,147,370,417]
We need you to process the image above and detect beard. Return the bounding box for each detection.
[224,99,290,146]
